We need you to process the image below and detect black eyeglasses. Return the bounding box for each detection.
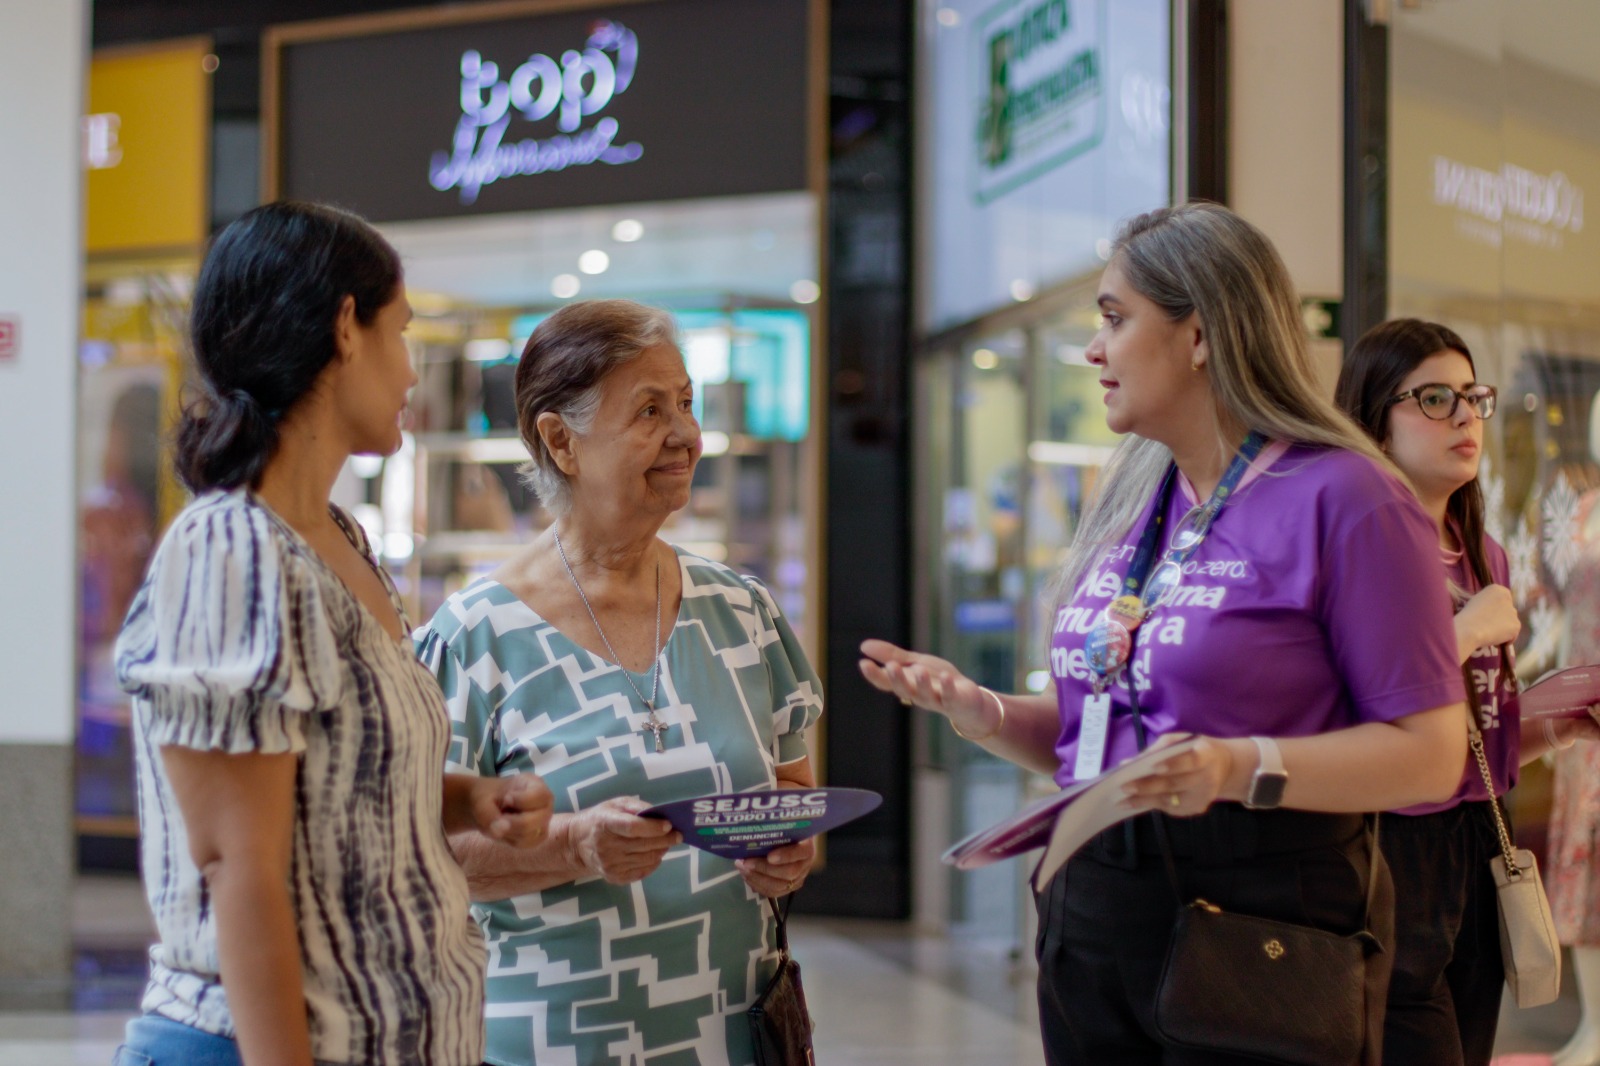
[1387,383,1497,421]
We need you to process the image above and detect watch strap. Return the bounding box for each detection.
[1250,735,1284,776]
[1245,735,1287,809]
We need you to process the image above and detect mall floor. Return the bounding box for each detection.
[0,875,1582,1066]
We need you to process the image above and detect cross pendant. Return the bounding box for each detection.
[645,712,668,753]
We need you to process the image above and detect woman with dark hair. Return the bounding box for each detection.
[861,203,1471,1065]
[112,200,554,1066]
[1337,318,1600,1066]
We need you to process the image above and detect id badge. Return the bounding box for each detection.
[1074,693,1112,781]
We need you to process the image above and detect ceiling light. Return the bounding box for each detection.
[789,279,820,304]
[578,249,610,275]
[551,274,580,299]
[701,430,731,457]
[972,348,999,370]
[612,218,644,242]
[1010,279,1036,302]
[464,338,512,362]
[937,8,961,26]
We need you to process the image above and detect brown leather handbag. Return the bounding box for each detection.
[747,894,816,1066]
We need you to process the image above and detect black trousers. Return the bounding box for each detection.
[1379,802,1505,1066]
[1035,805,1394,1066]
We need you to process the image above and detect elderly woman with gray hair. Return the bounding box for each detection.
[416,298,823,1066]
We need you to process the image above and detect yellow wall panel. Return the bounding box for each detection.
[86,40,210,253]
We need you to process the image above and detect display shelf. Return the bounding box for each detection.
[412,431,528,463]
[415,530,527,562]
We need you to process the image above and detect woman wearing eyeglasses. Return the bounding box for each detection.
[1338,318,1600,1066]
[861,204,1471,1065]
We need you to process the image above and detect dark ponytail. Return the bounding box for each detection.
[176,201,401,492]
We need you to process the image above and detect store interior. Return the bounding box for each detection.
[75,187,823,865]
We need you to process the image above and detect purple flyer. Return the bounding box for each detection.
[941,779,1094,870]
[1520,664,1600,719]
[641,787,883,858]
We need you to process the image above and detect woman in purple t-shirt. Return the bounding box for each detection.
[1338,318,1600,1065]
[861,203,1473,1066]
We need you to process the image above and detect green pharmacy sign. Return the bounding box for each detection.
[973,0,1105,204]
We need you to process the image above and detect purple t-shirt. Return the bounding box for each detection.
[1396,537,1518,815]
[1051,444,1466,789]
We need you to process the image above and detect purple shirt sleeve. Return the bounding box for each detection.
[1316,489,1466,724]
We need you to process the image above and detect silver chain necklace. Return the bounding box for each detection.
[552,530,669,753]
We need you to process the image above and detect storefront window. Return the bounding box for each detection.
[1387,0,1600,843]
[77,260,192,861]
[1024,303,1119,686]
[914,279,1115,935]
[76,37,210,867]
[369,279,818,638]
[917,328,1030,937]
[913,0,1171,935]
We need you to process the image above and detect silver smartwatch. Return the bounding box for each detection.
[1243,736,1288,810]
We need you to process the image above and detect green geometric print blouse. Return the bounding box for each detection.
[416,549,824,1066]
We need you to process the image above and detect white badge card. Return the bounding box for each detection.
[1074,693,1112,781]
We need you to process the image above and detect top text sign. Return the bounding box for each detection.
[272,0,810,222]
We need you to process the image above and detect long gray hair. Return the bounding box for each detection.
[1053,203,1393,600]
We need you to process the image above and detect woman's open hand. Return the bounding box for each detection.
[569,797,682,884]
[859,638,995,737]
[470,773,555,847]
[736,838,816,899]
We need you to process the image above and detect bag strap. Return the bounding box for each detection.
[1465,710,1522,876]
[1125,626,1383,927]
[767,892,793,958]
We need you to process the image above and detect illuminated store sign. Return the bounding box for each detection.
[83,114,123,169]
[272,0,808,223]
[1433,155,1585,247]
[921,0,1167,331]
[973,0,1104,204]
[429,22,644,205]
[86,40,209,253]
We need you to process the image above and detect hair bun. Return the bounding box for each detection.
[174,385,280,493]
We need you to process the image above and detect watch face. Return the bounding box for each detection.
[1248,773,1288,810]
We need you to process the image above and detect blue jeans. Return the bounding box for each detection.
[112,1014,242,1066]
[112,1013,480,1065]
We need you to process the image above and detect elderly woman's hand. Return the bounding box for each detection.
[470,772,556,847]
[736,838,816,898]
[569,797,682,884]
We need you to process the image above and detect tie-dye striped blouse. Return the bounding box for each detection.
[114,488,486,1065]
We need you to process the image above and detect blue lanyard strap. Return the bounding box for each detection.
[1085,431,1268,690]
